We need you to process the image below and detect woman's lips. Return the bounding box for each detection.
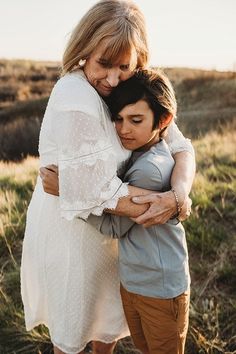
[101,84,113,92]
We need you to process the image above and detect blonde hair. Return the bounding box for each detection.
[62,0,149,75]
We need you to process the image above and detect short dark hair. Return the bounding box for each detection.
[107,68,177,130]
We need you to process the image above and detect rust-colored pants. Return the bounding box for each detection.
[120,285,190,354]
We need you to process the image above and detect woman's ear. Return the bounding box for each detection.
[159,113,173,129]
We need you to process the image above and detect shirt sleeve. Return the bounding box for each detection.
[164,121,195,156]
[50,76,129,220]
[87,213,135,238]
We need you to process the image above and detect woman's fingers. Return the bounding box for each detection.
[45,164,58,173]
[132,191,176,226]
[132,193,161,205]
[39,167,49,180]
[39,166,59,196]
[178,197,192,221]
[133,208,173,227]
[131,192,192,226]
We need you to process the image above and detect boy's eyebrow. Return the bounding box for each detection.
[116,113,144,118]
[127,114,144,117]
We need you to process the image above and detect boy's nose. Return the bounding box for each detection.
[120,122,131,135]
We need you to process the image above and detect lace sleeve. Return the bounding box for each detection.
[164,121,195,156]
[52,110,129,220]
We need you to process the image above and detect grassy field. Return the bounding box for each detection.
[1,130,235,353]
[0,60,236,353]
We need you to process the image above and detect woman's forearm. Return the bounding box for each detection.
[171,151,196,206]
[40,150,196,222]
[40,165,151,218]
[106,185,151,217]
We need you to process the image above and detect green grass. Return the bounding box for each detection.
[0,159,51,353]
[1,61,236,352]
[183,130,236,353]
[0,129,236,353]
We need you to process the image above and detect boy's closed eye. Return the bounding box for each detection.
[114,115,143,124]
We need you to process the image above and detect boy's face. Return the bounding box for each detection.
[114,99,159,151]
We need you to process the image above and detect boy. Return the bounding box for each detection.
[87,69,190,354]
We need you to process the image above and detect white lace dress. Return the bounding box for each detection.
[21,71,193,354]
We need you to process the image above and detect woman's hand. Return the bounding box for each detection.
[39,165,59,196]
[131,191,192,227]
[178,196,192,222]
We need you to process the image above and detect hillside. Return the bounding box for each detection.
[0,59,236,160]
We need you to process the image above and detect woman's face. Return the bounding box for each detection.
[84,41,138,97]
[114,99,160,151]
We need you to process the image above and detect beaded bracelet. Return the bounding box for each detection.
[171,188,181,218]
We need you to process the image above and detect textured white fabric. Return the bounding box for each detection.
[165,121,195,156]
[21,72,130,353]
[53,110,129,220]
[21,70,193,353]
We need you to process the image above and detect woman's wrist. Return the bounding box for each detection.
[171,188,181,218]
[170,184,188,208]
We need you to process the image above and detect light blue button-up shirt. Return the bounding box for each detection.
[88,140,190,299]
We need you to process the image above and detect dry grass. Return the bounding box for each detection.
[0,59,59,109]
[1,60,236,353]
[1,60,236,160]
[184,130,236,353]
[0,130,236,353]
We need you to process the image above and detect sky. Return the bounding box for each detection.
[1,0,235,71]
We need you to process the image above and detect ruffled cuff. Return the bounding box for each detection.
[60,182,129,221]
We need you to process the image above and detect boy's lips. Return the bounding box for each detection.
[119,136,135,142]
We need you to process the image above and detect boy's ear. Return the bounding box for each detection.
[158,113,173,129]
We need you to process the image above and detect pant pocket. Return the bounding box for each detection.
[175,291,190,336]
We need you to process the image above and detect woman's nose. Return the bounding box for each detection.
[106,69,120,87]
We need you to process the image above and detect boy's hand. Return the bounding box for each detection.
[39,164,59,196]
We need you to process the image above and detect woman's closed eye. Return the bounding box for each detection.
[97,60,130,71]
[119,64,130,71]
[97,60,112,68]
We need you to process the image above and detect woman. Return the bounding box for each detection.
[21,1,195,354]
